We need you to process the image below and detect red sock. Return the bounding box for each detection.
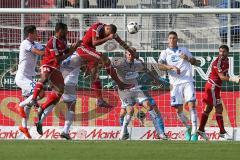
[92,80,102,98]
[32,82,43,100]
[216,113,226,134]
[41,92,61,110]
[199,112,209,131]
[104,62,123,85]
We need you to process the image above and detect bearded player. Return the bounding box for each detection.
[197,45,240,141]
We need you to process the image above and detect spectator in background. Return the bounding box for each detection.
[202,0,208,6]
[216,0,240,44]
[59,0,90,27]
[97,0,118,8]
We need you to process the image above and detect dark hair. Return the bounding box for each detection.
[109,24,117,34]
[24,25,36,38]
[168,31,178,37]
[219,44,229,52]
[55,22,67,32]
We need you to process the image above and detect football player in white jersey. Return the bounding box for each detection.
[35,51,83,140]
[158,31,198,141]
[59,52,82,140]
[113,48,168,140]
[15,25,45,139]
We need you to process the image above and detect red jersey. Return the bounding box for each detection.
[82,22,105,49]
[42,36,68,68]
[208,56,229,87]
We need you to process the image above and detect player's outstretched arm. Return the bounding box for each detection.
[218,72,240,83]
[92,34,114,46]
[31,48,45,56]
[56,44,77,63]
[31,44,45,56]
[114,34,135,55]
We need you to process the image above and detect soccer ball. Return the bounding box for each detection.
[127,21,140,34]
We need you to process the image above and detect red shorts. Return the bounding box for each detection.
[203,81,221,106]
[76,45,102,70]
[40,65,64,88]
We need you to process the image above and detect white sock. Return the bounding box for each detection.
[120,114,131,137]
[190,108,198,134]
[19,95,33,107]
[177,112,190,128]
[40,105,55,123]
[63,110,74,134]
[21,106,31,128]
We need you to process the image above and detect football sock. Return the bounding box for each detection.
[149,109,165,134]
[41,92,61,110]
[177,111,190,128]
[92,80,102,98]
[63,110,75,134]
[21,106,31,128]
[216,113,226,134]
[32,82,43,100]
[190,108,198,134]
[120,114,131,136]
[19,95,33,107]
[119,116,124,126]
[199,111,209,131]
[39,104,54,124]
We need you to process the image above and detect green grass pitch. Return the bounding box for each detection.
[1,140,240,160]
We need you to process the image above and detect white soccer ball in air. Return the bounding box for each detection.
[127,21,140,34]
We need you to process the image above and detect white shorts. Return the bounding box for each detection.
[61,67,80,102]
[118,86,148,108]
[170,82,196,107]
[15,72,35,97]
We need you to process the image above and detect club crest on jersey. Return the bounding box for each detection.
[171,55,180,62]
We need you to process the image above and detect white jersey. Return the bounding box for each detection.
[112,58,145,86]
[17,39,43,77]
[158,47,194,85]
[61,52,82,102]
[60,52,82,85]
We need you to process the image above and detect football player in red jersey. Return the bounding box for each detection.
[31,22,80,135]
[197,45,240,140]
[77,22,135,107]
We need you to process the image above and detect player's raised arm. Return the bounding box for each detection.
[92,24,117,47]
[57,40,81,62]
[217,72,240,83]
[114,34,136,55]
[92,33,114,46]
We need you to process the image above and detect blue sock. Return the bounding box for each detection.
[120,116,124,126]
[149,109,165,134]
[156,114,165,133]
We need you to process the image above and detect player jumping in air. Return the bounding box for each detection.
[158,31,199,141]
[30,22,80,135]
[197,44,240,141]
[76,22,135,107]
[15,25,45,139]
